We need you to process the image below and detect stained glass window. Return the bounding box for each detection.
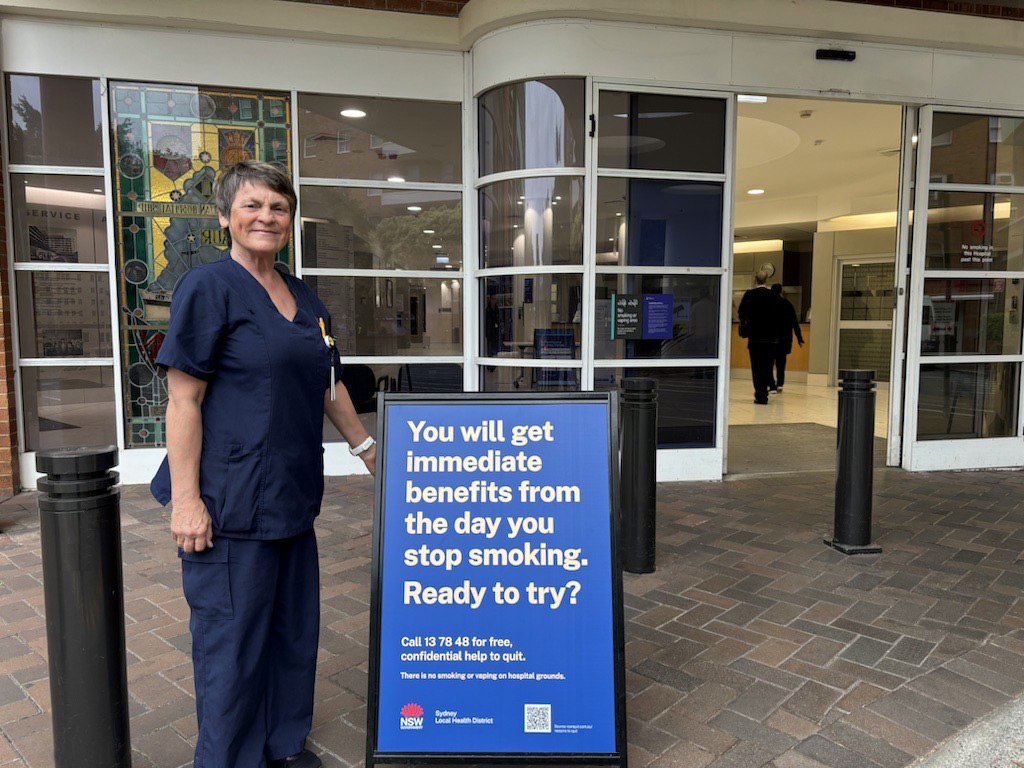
[110,82,292,447]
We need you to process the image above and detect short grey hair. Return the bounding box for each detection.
[213,160,297,247]
[754,270,768,285]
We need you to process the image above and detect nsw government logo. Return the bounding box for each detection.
[400,703,424,730]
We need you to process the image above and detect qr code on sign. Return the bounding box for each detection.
[524,703,551,733]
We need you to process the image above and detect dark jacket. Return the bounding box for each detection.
[737,286,781,347]
[775,296,804,353]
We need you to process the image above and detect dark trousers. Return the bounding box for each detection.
[772,347,790,389]
[181,531,320,768]
[748,342,776,403]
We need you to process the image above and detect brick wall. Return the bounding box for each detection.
[280,0,470,15]
[0,160,19,499]
[828,0,1024,20]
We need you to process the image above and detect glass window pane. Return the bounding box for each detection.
[326,362,463,440]
[596,178,723,267]
[301,186,462,270]
[921,278,1023,356]
[480,275,581,360]
[11,175,108,264]
[595,367,716,447]
[8,75,102,167]
[22,366,116,452]
[480,365,579,392]
[931,113,1024,186]
[925,191,1024,271]
[307,275,462,356]
[918,362,1019,440]
[16,272,112,357]
[838,328,892,382]
[598,91,725,173]
[480,177,583,268]
[479,79,585,176]
[595,274,719,359]
[839,263,894,321]
[297,93,461,182]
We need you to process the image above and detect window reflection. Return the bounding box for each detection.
[931,113,1024,186]
[595,274,719,359]
[925,191,1024,271]
[7,75,102,167]
[22,366,116,452]
[306,275,462,356]
[595,178,723,268]
[480,275,582,360]
[598,92,725,173]
[16,272,112,358]
[595,367,716,447]
[918,362,1018,440]
[301,186,461,270]
[298,93,461,183]
[921,278,1023,356]
[11,174,108,264]
[480,365,579,392]
[479,177,583,268]
[479,79,585,175]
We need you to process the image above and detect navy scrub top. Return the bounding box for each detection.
[150,254,342,540]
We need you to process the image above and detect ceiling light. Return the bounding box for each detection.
[387,175,405,183]
[341,108,366,118]
[92,188,102,193]
[422,229,435,234]
[737,95,767,103]
[519,195,526,200]
[608,238,614,241]
[551,201,558,205]
[512,224,519,229]
[436,255,449,264]
[747,189,765,196]
[615,212,622,217]
[517,201,523,205]
[407,205,422,212]
[912,134,919,145]
[432,244,443,249]
[555,195,562,201]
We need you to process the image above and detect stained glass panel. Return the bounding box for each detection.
[110,82,292,447]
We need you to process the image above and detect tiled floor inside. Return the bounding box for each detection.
[0,465,1021,767]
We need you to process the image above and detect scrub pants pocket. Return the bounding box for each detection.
[180,541,232,620]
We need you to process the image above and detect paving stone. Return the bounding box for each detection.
[839,637,891,666]
[726,681,790,721]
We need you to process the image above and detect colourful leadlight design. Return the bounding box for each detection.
[110,82,292,447]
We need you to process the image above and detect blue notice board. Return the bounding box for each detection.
[367,393,626,766]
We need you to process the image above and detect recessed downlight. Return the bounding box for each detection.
[407,206,422,212]
[422,229,435,234]
[747,188,766,196]
[387,175,405,183]
[340,108,366,118]
[432,244,443,249]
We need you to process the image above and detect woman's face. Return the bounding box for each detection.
[219,181,292,258]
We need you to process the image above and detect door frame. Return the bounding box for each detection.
[829,254,896,389]
[901,104,1024,471]
[587,81,736,481]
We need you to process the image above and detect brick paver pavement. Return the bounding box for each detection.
[0,467,1020,767]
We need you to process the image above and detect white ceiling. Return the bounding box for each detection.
[734,96,904,241]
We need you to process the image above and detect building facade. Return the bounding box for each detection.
[2,0,1024,489]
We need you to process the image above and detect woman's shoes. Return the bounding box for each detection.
[267,750,322,768]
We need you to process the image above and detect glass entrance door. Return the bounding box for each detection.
[587,85,734,480]
[902,107,1024,470]
[834,259,895,384]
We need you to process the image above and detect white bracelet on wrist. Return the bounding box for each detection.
[349,435,376,456]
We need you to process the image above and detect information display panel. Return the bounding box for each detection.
[367,393,626,766]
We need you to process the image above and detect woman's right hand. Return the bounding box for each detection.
[171,496,214,553]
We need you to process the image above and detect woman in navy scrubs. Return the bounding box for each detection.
[150,161,376,768]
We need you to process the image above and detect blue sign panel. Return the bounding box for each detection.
[369,396,622,761]
[642,294,673,340]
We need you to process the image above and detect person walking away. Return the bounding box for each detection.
[769,283,804,393]
[737,270,782,404]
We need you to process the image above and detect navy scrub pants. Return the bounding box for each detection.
[181,530,319,768]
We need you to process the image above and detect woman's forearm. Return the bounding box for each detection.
[166,369,207,506]
[324,384,370,447]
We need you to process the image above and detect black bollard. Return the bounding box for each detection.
[825,370,882,555]
[36,446,131,768]
[620,377,658,573]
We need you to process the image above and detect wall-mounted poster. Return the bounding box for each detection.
[110,82,291,447]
